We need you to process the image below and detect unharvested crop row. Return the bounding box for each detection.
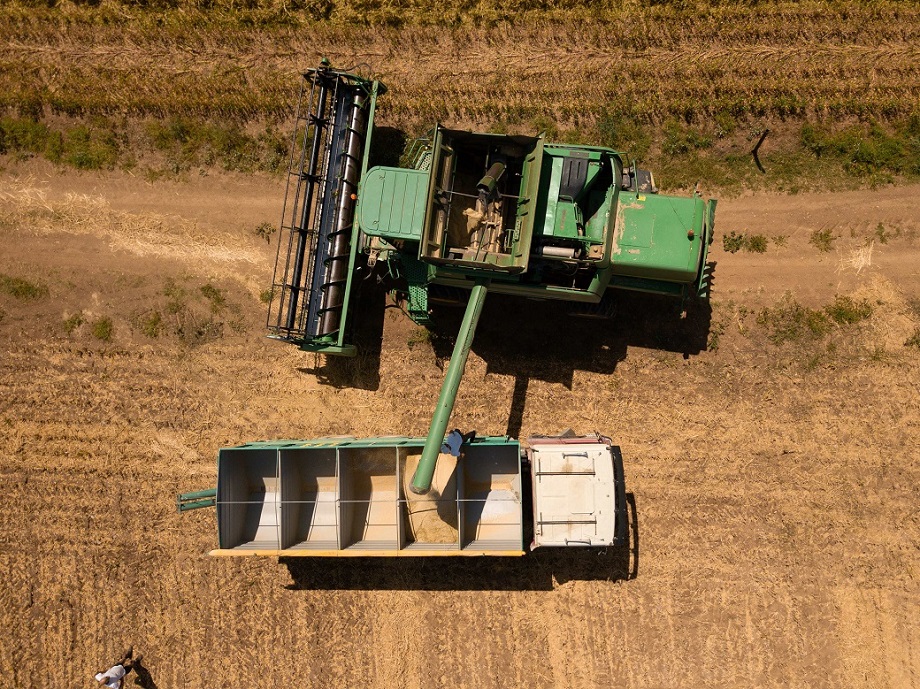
[2,46,918,128]
[2,1,920,124]
[3,0,920,40]
[2,0,920,188]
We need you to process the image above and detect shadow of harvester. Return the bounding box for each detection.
[425,271,714,436]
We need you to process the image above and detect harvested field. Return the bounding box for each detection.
[1,164,919,688]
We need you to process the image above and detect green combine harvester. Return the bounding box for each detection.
[179,62,716,557]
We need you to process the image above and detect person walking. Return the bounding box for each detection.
[94,647,141,688]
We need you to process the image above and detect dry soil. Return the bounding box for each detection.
[0,164,918,688]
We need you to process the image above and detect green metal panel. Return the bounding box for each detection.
[431,271,602,302]
[357,167,428,241]
[541,155,564,236]
[536,147,609,240]
[611,191,705,283]
[358,78,385,175]
[513,134,544,263]
[554,199,582,238]
[695,198,718,299]
[333,76,382,353]
[401,254,433,325]
[222,435,518,451]
[420,125,446,261]
[298,341,357,356]
[583,187,612,242]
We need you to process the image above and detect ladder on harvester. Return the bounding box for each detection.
[404,133,434,171]
[267,62,382,354]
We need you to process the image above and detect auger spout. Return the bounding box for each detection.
[410,279,490,495]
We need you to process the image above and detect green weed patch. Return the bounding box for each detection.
[758,293,872,345]
[810,228,836,252]
[0,273,49,299]
[801,119,920,181]
[722,231,768,254]
[91,316,114,341]
[824,295,872,325]
[758,296,831,344]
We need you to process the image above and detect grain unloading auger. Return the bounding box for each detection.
[178,62,716,557]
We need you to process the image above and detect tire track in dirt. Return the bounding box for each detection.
[836,587,920,689]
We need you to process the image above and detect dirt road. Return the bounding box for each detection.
[1,166,917,688]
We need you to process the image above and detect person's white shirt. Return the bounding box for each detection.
[95,664,126,688]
